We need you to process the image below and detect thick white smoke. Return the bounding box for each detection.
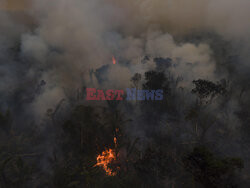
[1,0,250,118]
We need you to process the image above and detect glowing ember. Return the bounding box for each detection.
[95,148,116,176]
[112,56,116,64]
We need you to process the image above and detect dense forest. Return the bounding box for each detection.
[1,56,249,187]
[1,0,250,187]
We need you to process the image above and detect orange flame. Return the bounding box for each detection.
[95,134,119,176]
[112,56,116,64]
[95,148,116,176]
[95,137,117,176]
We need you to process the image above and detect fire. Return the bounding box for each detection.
[95,136,118,176]
[112,56,116,64]
[95,148,116,176]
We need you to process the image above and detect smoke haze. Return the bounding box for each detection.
[0,0,250,187]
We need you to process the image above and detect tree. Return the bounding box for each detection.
[192,79,227,104]
[143,71,168,91]
[131,73,142,90]
[183,146,243,188]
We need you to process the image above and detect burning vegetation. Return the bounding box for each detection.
[112,56,116,65]
[95,136,118,176]
[0,0,250,187]
[95,148,117,176]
